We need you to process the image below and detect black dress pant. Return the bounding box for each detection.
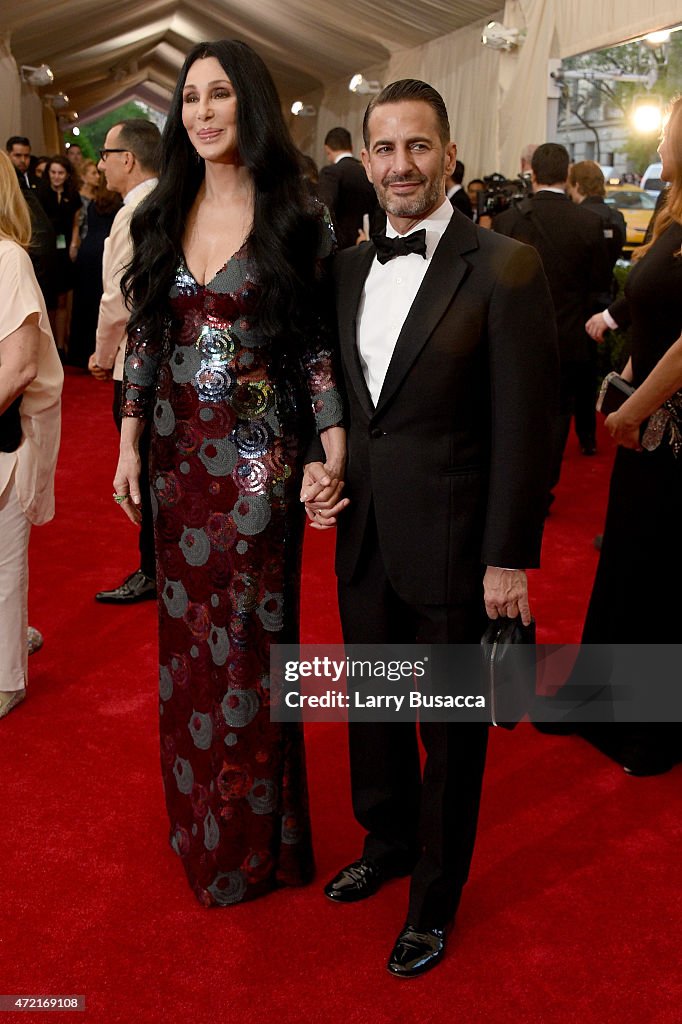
[112,380,155,579]
[337,508,489,929]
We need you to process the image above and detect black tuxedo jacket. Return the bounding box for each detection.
[449,187,473,219]
[493,191,612,362]
[332,211,559,606]
[318,156,379,250]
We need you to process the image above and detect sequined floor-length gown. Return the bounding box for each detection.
[123,240,342,906]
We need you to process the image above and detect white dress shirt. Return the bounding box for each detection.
[357,198,453,406]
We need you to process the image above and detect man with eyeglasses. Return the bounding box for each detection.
[89,118,161,604]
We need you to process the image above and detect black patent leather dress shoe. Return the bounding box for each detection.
[95,570,156,604]
[387,922,447,978]
[324,858,386,903]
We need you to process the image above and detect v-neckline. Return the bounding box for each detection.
[182,242,247,289]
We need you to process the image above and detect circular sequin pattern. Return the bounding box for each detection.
[159,666,173,702]
[221,689,259,728]
[208,626,230,666]
[154,399,176,437]
[188,711,212,750]
[231,495,271,536]
[235,422,271,458]
[199,437,238,477]
[231,380,272,418]
[195,324,235,363]
[232,459,269,496]
[173,757,194,795]
[257,591,284,632]
[207,871,247,906]
[171,345,202,384]
[180,527,211,566]
[248,778,277,815]
[163,579,189,619]
[203,808,220,851]
[206,513,237,552]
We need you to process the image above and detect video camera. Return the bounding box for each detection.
[477,172,532,219]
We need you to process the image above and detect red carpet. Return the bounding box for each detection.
[1,371,680,1024]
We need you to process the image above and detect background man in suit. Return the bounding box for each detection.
[318,126,379,248]
[566,160,626,454]
[446,159,473,218]
[494,143,611,483]
[318,80,558,978]
[6,136,56,310]
[88,118,160,604]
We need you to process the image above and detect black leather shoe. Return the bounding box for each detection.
[387,922,447,978]
[95,570,156,604]
[324,858,387,903]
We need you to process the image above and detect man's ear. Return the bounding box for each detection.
[361,149,373,184]
[444,141,457,177]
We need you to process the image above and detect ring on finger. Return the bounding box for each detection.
[113,492,129,505]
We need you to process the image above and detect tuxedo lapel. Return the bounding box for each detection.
[374,214,479,418]
[337,243,376,420]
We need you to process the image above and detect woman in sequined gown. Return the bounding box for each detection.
[579,98,682,774]
[112,40,346,906]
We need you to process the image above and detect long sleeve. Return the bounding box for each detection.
[95,204,133,372]
[299,214,343,434]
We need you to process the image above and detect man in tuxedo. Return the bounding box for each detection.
[6,136,36,190]
[317,80,558,978]
[318,126,379,248]
[494,143,611,478]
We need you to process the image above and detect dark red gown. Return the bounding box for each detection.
[123,237,342,905]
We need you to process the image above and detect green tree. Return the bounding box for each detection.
[62,101,166,161]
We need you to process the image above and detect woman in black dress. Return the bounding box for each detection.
[37,156,81,355]
[111,40,346,906]
[580,97,682,774]
[68,176,121,369]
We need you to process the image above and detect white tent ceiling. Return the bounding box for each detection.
[5,0,505,117]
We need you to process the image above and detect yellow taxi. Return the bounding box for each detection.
[604,184,657,254]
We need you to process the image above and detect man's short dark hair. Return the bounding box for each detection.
[453,160,465,184]
[6,136,30,152]
[362,79,450,148]
[325,127,352,152]
[532,143,569,186]
[115,119,161,173]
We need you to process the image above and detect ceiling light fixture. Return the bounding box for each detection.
[20,64,54,87]
[291,101,316,117]
[349,74,382,95]
[481,22,522,52]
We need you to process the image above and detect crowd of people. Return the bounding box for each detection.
[1,36,680,981]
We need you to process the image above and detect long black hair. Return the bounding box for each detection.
[122,39,322,347]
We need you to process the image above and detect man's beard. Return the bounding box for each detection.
[377,172,444,219]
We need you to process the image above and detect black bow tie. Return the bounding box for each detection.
[372,229,427,265]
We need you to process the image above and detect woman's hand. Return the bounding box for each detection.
[300,461,349,530]
[605,407,642,450]
[113,445,143,525]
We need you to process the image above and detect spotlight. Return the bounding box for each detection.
[349,74,382,95]
[291,101,316,117]
[481,22,522,52]
[20,64,54,87]
[44,93,70,110]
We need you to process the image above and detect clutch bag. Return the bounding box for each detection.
[596,372,635,415]
[481,617,536,729]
